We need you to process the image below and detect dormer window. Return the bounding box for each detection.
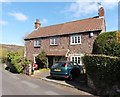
[50,37,58,45]
[34,39,41,47]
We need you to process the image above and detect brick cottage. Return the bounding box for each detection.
[24,7,106,67]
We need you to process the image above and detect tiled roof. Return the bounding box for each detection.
[25,16,104,39]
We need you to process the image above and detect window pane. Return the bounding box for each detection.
[38,40,41,45]
[78,36,80,43]
[55,38,58,44]
[34,41,36,45]
[50,37,58,45]
[72,57,74,62]
[51,39,54,44]
[34,39,40,46]
[72,37,74,43]
[75,37,77,43]
[75,57,77,62]
[78,57,80,64]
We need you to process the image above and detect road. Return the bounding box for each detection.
[1,64,94,96]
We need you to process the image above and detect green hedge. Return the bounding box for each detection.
[82,54,120,95]
[7,51,31,73]
[92,31,120,57]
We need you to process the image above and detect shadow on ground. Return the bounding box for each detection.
[46,74,97,96]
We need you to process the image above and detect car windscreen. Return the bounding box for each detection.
[53,62,67,67]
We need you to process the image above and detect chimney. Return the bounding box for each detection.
[98,6,104,17]
[35,19,41,29]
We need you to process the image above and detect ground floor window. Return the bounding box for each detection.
[70,56,82,65]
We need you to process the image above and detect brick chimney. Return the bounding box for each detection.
[98,6,104,17]
[35,19,41,29]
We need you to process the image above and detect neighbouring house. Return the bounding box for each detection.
[24,6,106,67]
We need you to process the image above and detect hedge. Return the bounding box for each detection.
[92,31,120,57]
[82,54,120,95]
[7,51,31,73]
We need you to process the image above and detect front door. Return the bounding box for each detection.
[48,56,53,68]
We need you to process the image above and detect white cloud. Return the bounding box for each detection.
[0,20,8,25]
[0,0,12,2]
[9,12,28,21]
[41,18,48,25]
[63,0,119,17]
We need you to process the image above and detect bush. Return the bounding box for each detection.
[35,50,48,69]
[82,54,120,95]
[92,31,120,57]
[7,51,31,73]
[0,48,7,63]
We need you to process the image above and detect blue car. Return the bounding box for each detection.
[50,61,83,80]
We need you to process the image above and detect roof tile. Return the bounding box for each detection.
[25,17,104,39]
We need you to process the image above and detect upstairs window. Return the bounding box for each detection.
[70,35,81,45]
[50,37,58,45]
[34,39,41,47]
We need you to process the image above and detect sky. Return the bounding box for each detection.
[0,0,119,46]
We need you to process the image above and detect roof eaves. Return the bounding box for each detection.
[24,29,102,40]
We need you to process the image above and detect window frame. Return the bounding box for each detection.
[50,37,58,46]
[34,39,41,47]
[70,35,81,45]
[71,56,82,65]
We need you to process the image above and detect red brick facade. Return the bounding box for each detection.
[25,7,106,65]
[25,31,100,65]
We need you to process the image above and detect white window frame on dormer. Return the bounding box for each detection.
[34,39,41,47]
[70,35,81,45]
[50,37,58,45]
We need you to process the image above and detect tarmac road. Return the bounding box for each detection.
[1,65,95,96]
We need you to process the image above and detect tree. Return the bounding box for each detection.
[92,31,120,57]
[36,50,48,69]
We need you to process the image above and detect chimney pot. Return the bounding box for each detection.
[35,19,41,29]
[98,7,104,17]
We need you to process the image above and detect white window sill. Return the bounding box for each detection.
[70,43,82,45]
[50,44,58,46]
[34,45,40,47]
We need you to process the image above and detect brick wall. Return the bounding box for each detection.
[25,31,100,62]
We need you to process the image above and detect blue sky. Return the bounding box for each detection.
[1,0,119,46]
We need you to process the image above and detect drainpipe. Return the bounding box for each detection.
[65,49,70,58]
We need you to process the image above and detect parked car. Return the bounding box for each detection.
[50,61,83,80]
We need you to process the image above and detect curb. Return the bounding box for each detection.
[41,78,74,88]
[32,75,73,88]
[32,75,93,95]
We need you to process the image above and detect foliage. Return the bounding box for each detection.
[35,50,48,69]
[0,48,7,63]
[82,54,120,95]
[17,48,24,57]
[92,31,120,57]
[7,51,31,73]
[116,31,120,43]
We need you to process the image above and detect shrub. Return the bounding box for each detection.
[35,50,48,69]
[92,31,120,57]
[0,48,7,63]
[7,51,31,73]
[82,54,120,95]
